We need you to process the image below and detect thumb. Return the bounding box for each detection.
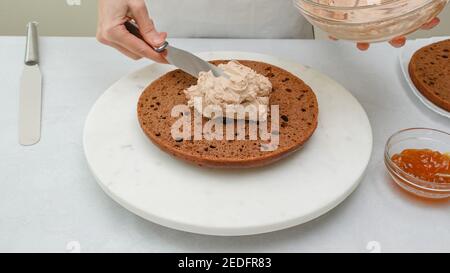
[130,3,166,47]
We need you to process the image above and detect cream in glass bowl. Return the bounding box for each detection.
[294,0,449,43]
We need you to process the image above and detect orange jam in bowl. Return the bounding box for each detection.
[385,128,450,199]
[391,149,450,184]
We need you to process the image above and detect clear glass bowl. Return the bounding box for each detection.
[294,0,449,43]
[384,128,450,199]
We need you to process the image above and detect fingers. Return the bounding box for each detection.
[384,17,439,50]
[128,2,167,47]
[98,23,168,63]
[330,36,370,51]
[421,17,440,30]
[356,43,370,51]
[111,43,142,60]
[328,36,338,41]
[331,16,439,52]
[97,0,168,63]
[389,36,406,48]
[107,24,168,63]
[97,33,141,60]
[385,17,439,49]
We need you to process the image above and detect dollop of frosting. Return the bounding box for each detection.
[184,61,272,121]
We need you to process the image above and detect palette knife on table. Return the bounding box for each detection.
[19,22,42,146]
[124,21,227,78]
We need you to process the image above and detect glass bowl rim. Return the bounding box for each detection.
[384,127,450,192]
[294,0,438,11]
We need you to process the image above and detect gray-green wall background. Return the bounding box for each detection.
[0,0,449,38]
[0,0,97,36]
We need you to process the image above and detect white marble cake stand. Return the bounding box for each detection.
[83,52,373,236]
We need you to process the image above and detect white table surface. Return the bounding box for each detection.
[0,37,449,253]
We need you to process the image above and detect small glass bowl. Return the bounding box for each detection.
[294,0,449,43]
[384,128,450,199]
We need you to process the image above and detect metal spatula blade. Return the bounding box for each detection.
[164,44,226,78]
[124,21,226,78]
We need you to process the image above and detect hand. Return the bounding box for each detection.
[97,0,168,63]
[330,17,441,51]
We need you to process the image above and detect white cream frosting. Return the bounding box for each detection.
[184,61,272,121]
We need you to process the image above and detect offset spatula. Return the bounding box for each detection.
[124,21,227,78]
[19,22,42,146]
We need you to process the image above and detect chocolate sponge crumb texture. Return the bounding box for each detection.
[137,60,319,168]
[409,39,450,112]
